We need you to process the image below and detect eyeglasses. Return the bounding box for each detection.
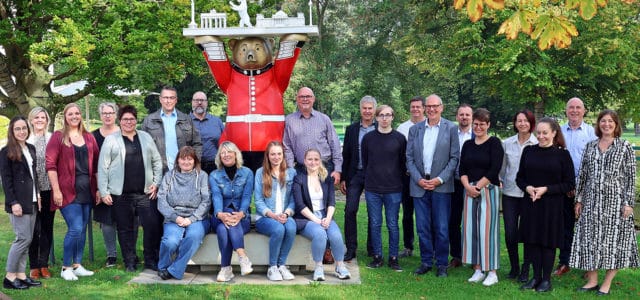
[13,126,28,132]
[120,118,137,123]
[425,104,441,110]
[192,98,207,102]
[377,114,393,119]
[160,96,177,100]
[101,112,115,116]
[297,95,313,99]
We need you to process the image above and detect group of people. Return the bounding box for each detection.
[1,85,637,294]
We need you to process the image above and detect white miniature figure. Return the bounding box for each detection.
[229,0,253,28]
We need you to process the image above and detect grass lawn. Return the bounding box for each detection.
[1,188,639,299]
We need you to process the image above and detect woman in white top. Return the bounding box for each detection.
[500,109,538,282]
[293,149,351,281]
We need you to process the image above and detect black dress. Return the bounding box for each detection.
[516,145,575,248]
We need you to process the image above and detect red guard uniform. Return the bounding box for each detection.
[201,39,303,152]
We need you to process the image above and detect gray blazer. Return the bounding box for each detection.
[406,118,460,197]
[98,130,163,197]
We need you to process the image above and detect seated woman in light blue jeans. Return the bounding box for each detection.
[254,141,297,281]
[209,141,254,282]
[157,146,211,280]
[293,149,351,281]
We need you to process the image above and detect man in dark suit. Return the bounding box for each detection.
[340,95,377,261]
[406,94,459,277]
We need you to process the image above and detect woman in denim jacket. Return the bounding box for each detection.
[209,142,254,282]
[254,141,297,281]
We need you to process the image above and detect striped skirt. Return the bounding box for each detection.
[461,184,500,271]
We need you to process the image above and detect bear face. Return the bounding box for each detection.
[229,37,276,70]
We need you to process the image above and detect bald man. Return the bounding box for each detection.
[190,91,224,174]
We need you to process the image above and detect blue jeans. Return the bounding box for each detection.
[414,191,451,267]
[255,217,296,266]
[213,217,250,267]
[158,220,207,279]
[59,203,91,266]
[300,210,346,263]
[365,191,402,258]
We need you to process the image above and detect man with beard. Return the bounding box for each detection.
[190,91,224,174]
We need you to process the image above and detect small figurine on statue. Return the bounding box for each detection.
[229,0,253,28]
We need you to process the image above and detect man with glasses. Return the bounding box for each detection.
[141,86,202,174]
[190,91,224,174]
[406,94,459,277]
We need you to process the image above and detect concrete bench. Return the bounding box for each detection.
[188,231,314,273]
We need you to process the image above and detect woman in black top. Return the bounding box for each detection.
[459,108,504,286]
[516,117,574,292]
[1,116,41,290]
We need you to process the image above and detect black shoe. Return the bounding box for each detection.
[436,266,448,277]
[414,264,432,275]
[577,285,600,292]
[344,251,356,262]
[518,264,530,283]
[106,257,117,268]
[507,268,520,279]
[157,269,173,280]
[366,256,384,269]
[19,277,41,287]
[3,277,28,290]
[520,278,539,290]
[535,280,552,292]
[398,248,413,258]
[596,290,610,296]
[125,265,137,272]
[145,263,159,272]
[388,257,402,272]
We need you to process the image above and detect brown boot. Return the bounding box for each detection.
[40,267,52,278]
[30,268,41,280]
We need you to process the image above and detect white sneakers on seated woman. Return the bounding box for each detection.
[61,265,94,281]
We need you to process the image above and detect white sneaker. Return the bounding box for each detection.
[335,265,351,280]
[278,265,295,280]
[239,256,253,276]
[313,265,325,281]
[61,268,78,281]
[267,266,283,281]
[216,266,234,282]
[468,270,485,283]
[72,265,94,277]
[482,272,499,286]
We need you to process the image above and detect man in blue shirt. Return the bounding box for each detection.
[190,91,224,174]
[554,97,596,276]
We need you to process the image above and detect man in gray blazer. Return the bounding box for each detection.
[406,94,459,277]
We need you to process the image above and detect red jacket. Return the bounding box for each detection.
[45,131,99,210]
[203,41,302,152]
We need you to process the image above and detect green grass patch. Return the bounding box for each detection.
[0,187,639,299]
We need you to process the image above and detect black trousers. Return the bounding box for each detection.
[112,193,163,268]
[29,190,55,269]
[344,170,372,255]
[503,195,527,272]
[448,179,464,260]
[401,173,414,251]
[558,195,575,265]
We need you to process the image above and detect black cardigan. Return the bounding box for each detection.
[341,121,376,184]
[292,169,335,232]
[1,144,39,214]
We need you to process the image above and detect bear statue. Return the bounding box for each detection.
[195,34,307,171]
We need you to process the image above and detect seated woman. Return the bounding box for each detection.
[209,141,254,282]
[293,149,351,281]
[254,141,297,281]
[156,146,211,280]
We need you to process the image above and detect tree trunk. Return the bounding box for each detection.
[635,122,639,136]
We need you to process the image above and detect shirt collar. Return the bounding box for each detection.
[161,109,177,117]
[425,118,441,128]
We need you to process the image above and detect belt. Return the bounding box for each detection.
[226,114,285,123]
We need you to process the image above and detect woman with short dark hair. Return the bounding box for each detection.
[157,146,211,280]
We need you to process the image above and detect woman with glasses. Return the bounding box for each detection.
[46,103,100,280]
[92,102,120,268]
[1,116,41,290]
[97,105,164,272]
[459,108,504,286]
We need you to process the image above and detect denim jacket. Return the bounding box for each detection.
[209,166,253,219]
[254,167,296,218]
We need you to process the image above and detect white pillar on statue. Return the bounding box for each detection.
[189,0,197,28]
[308,0,313,26]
